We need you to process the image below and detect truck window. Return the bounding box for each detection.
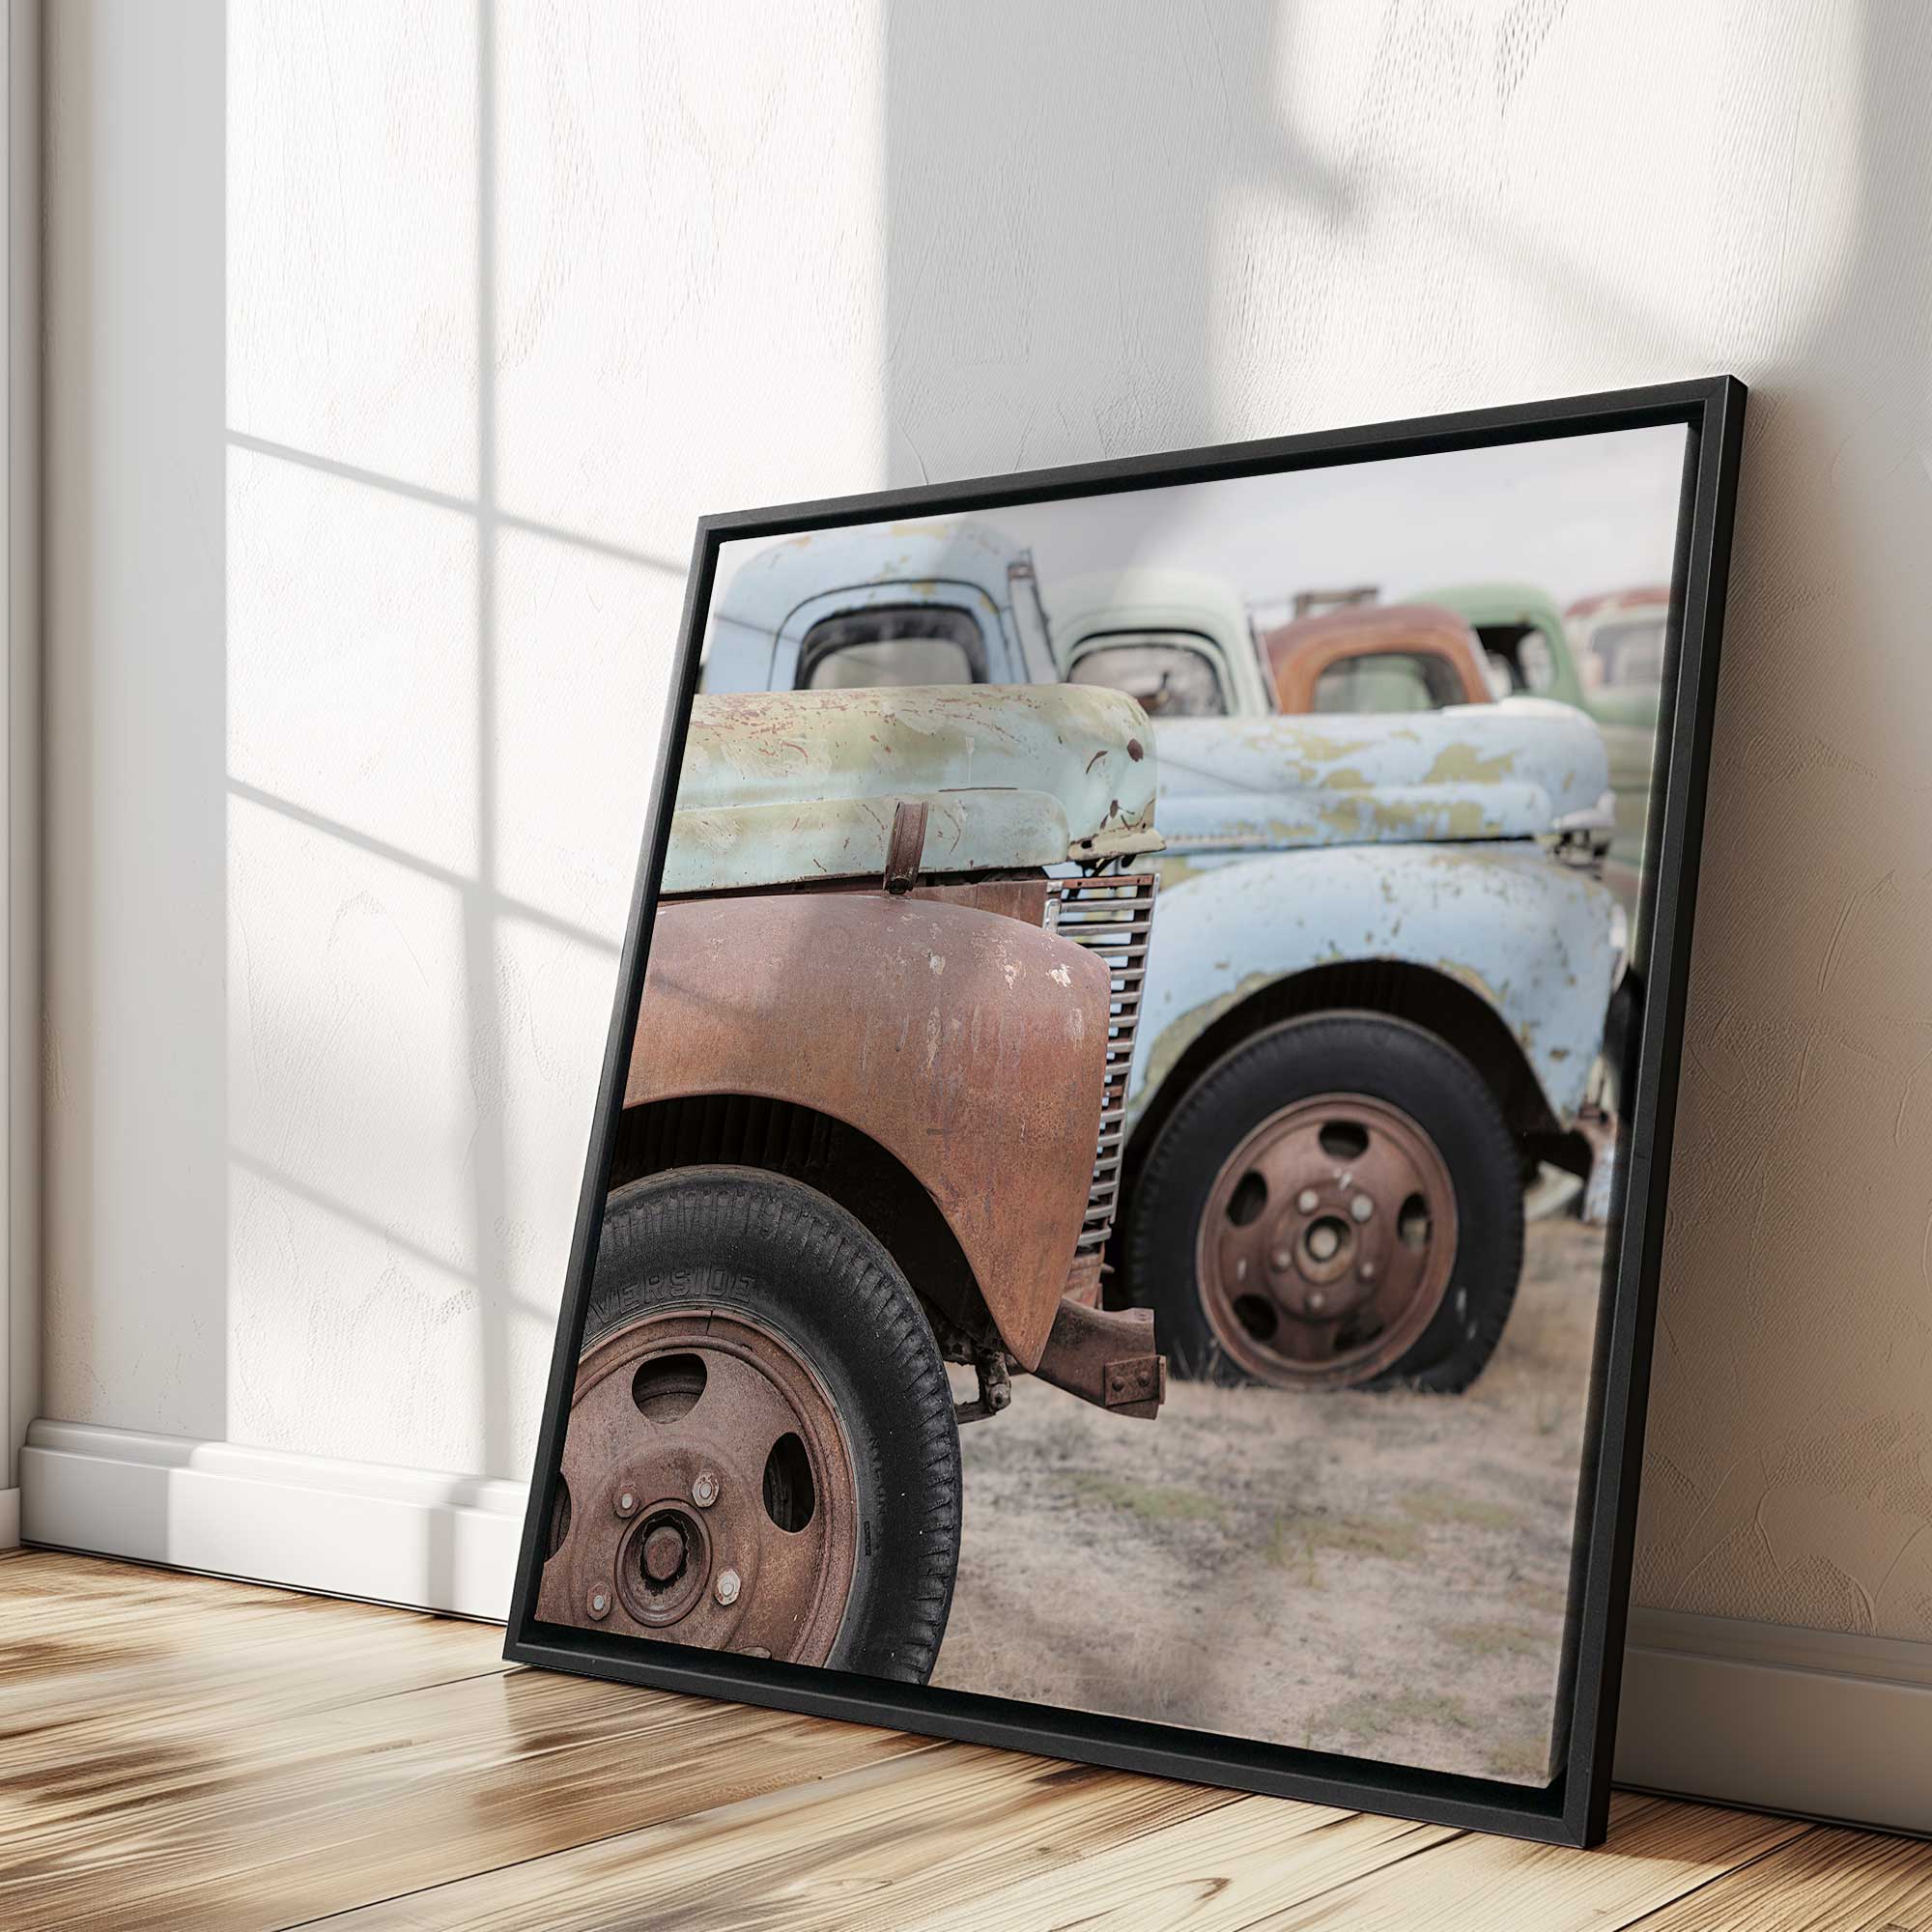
[1066,637,1228,718]
[1590,615,1665,690]
[1475,623,1556,696]
[1313,651,1465,715]
[798,606,985,690]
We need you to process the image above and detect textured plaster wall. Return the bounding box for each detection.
[43,1,1932,1637]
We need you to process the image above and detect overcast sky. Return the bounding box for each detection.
[712,424,1687,619]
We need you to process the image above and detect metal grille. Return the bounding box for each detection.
[1047,872,1157,1256]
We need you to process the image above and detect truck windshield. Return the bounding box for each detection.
[798,606,986,689]
[1067,635,1228,717]
[1313,651,1465,714]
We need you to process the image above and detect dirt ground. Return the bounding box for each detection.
[933,1217,1608,1786]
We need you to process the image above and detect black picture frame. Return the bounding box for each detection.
[505,376,1747,1849]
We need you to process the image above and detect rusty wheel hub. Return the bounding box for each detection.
[1196,1093,1457,1388]
[538,1308,859,1663]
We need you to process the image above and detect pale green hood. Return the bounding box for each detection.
[1150,698,1610,850]
[665,685,1160,894]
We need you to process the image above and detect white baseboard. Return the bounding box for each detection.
[0,1487,17,1550]
[1617,1605,1932,1836]
[18,1420,526,1621]
[15,1419,1932,1834]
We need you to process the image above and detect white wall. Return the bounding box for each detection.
[35,0,1932,1699]
[43,0,888,1485]
[0,0,39,1550]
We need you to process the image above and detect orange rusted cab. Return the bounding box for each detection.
[1258,603,1493,715]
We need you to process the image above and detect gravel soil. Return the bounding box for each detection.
[933,1217,1608,1785]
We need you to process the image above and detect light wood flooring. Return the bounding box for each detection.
[0,1548,1926,1929]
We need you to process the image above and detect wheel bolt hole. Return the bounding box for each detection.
[1337,1313,1383,1351]
[1226,1171,1267,1228]
[1231,1294,1279,1342]
[762,1432,817,1533]
[1398,1191,1431,1251]
[1319,1121,1370,1162]
[546,1479,572,1559]
[633,1351,707,1423]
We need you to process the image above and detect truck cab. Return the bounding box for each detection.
[1565,585,1668,887]
[702,521,1057,695]
[1256,602,1495,714]
[1046,566,1273,719]
[1410,580,1591,711]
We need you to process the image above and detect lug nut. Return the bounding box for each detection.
[1270,1248,1292,1271]
[1360,1263,1377,1282]
[587,1588,611,1620]
[641,1525,685,1585]
[1297,1188,1319,1212]
[1351,1194,1374,1222]
[614,1489,638,1517]
[715,1568,741,1606]
[1309,1291,1327,1313]
[692,1472,719,1509]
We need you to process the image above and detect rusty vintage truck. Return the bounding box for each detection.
[539,682,1166,1683]
[705,526,1624,1398]
[1257,602,1496,714]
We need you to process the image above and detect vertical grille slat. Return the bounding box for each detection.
[1049,871,1157,1257]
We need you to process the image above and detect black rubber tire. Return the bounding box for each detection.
[583,1166,962,1683]
[1118,1013,1525,1394]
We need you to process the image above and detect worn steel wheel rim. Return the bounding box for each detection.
[1196,1091,1458,1388]
[542,1307,860,1663]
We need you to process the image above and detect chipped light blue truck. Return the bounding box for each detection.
[705,522,1622,1393]
[1414,579,1659,914]
[1048,565,1626,1232]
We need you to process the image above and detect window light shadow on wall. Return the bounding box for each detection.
[224,0,687,1510]
[877,0,1917,1648]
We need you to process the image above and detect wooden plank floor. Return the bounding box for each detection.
[0,1550,1924,1929]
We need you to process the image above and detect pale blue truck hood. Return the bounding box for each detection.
[1149,698,1611,852]
[664,684,1161,895]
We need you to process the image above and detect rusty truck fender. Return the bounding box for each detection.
[1134,842,1619,1131]
[626,890,1110,1370]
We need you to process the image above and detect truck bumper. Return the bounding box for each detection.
[1030,1297,1167,1420]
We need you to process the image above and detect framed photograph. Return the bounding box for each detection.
[506,378,1747,1847]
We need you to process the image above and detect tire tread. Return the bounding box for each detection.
[1120,1011,1526,1394]
[584,1167,959,1679]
